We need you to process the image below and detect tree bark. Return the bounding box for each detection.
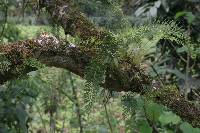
[0,31,199,128]
[0,0,199,127]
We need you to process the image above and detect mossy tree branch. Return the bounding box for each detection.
[0,0,199,128]
[147,87,200,127]
[0,34,89,84]
[39,0,200,127]
[0,33,200,127]
[40,0,107,40]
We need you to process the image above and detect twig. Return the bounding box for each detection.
[61,106,67,133]
[35,104,48,133]
[69,72,83,133]
[169,42,187,63]
[56,87,74,103]
[184,52,190,99]
[104,104,114,133]
[150,65,164,85]
[184,26,191,100]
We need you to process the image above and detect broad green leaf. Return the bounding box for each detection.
[145,101,163,122]
[175,11,188,19]
[176,47,187,53]
[185,12,195,24]
[138,120,152,133]
[180,122,200,133]
[16,104,28,133]
[175,11,195,24]
[159,111,181,126]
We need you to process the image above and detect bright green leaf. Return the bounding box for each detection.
[180,122,200,133]
[159,111,181,126]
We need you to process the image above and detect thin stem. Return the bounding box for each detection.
[56,87,74,103]
[170,42,187,63]
[69,72,83,133]
[50,88,56,133]
[143,99,159,133]
[184,26,191,99]
[150,65,164,85]
[61,108,67,133]
[50,112,55,133]
[184,52,190,99]
[35,104,48,133]
[104,104,114,133]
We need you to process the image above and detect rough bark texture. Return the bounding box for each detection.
[0,33,200,127]
[40,0,107,40]
[40,0,151,92]
[0,34,89,84]
[0,0,199,127]
[147,87,200,127]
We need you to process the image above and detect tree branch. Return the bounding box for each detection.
[0,34,89,84]
[0,0,199,128]
[40,0,107,40]
[0,33,199,127]
[36,0,200,127]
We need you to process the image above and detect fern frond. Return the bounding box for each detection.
[118,21,195,65]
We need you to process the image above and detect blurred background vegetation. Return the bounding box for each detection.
[0,0,200,133]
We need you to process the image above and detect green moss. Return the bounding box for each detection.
[25,58,46,69]
[145,85,179,100]
[0,54,11,73]
[145,85,200,127]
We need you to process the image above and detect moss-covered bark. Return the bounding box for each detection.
[39,0,151,92]
[40,0,200,127]
[0,34,89,84]
[0,34,199,127]
[146,86,200,127]
[0,0,199,128]
[40,0,107,40]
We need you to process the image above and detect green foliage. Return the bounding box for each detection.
[0,1,200,132]
[25,58,45,69]
[130,0,200,96]
[0,54,11,74]
[75,0,129,31]
[118,21,196,65]
[121,93,137,115]
[16,104,29,133]
[83,32,119,111]
[159,111,181,126]
[0,23,21,43]
[82,20,198,126]
[180,122,200,133]
[82,20,196,108]
[0,79,39,133]
[121,92,200,132]
[145,101,163,123]
[83,57,106,111]
[175,11,196,25]
[122,94,153,133]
